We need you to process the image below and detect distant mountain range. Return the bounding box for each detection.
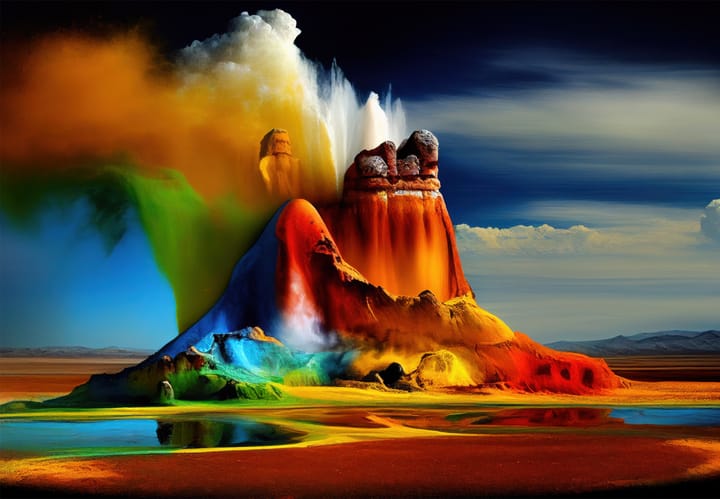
[0,346,153,358]
[546,330,720,356]
[2,330,718,359]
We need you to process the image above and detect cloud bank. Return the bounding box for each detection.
[456,201,719,341]
[456,201,704,257]
[700,199,720,242]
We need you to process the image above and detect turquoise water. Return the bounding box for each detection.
[0,417,305,455]
[0,407,718,456]
[609,407,720,426]
[0,419,159,452]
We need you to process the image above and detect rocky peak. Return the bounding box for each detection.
[343,130,441,193]
[397,129,439,178]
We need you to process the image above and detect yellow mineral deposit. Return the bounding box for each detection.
[258,128,301,201]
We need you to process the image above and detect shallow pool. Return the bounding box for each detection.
[609,407,720,426]
[1,406,718,457]
[0,417,306,455]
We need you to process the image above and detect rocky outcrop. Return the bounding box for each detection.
[273,198,621,393]
[258,128,301,201]
[53,326,345,405]
[398,129,440,178]
[319,130,471,302]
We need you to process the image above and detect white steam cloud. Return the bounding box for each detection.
[179,9,407,187]
[279,271,337,353]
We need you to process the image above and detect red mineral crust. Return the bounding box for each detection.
[70,129,623,403]
[319,132,472,301]
[272,129,623,393]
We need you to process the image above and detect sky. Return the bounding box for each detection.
[1,1,718,348]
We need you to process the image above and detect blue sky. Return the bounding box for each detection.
[401,41,719,342]
[0,204,177,348]
[1,2,718,348]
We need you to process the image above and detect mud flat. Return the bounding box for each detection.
[1,357,719,498]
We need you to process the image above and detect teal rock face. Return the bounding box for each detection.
[45,326,353,406]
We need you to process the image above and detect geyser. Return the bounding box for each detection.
[0,9,623,406]
[52,129,622,406]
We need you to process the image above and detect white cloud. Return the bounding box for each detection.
[456,201,703,257]
[406,58,720,178]
[457,223,603,255]
[455,201,720,341]
[415,78,720,153]
[700,199,720,242]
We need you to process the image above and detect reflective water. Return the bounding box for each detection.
[445,406,720,428]
[1,406,718,456]
[0,417,306,455]
[610,407,720,426]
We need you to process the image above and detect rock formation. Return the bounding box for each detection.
[258,128,301,201]
[54,129,623,405]
[319,132,471,301]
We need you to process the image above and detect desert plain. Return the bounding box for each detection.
[1,355,719,498]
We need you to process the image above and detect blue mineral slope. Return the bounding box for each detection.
[140,204,285,366]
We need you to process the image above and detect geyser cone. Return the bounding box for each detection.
[49,129,623,405]
[319,132,472,301]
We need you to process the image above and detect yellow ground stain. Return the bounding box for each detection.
[668,439,720,478]
[0,456,119,484]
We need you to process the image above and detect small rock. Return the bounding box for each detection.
[353,141,397,177]
[378,362,405,386]
[398,129,439,177]
[158,380,174,402]
[397,154,420,176]
[358,155,389,177]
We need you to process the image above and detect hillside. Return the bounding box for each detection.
[546,330,720,356]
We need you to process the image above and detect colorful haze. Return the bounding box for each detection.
[0,9,408,332]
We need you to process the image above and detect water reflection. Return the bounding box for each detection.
[0,419,159,452]
[156,418,306,448]
[0,417,306,455]
[1,406,718,458]
[472,407,619,427]
[447,406,720,428]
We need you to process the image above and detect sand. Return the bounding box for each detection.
[0,357,140,404]
[2,435,719,498]
[1,356,719,498]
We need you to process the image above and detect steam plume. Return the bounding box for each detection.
[0,9,408,332]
